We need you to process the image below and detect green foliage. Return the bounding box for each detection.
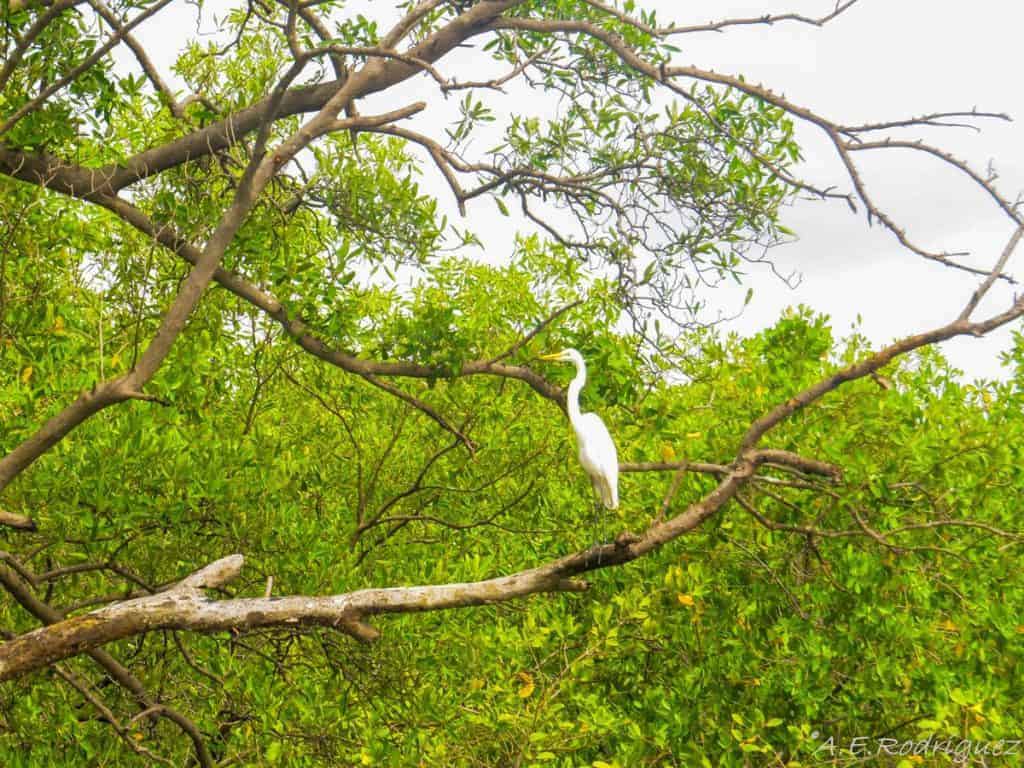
[3,221,1021,762]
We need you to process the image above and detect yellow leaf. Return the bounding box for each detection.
[676,593,695,607]
[981,390,993,406]
[1016,625,1024,634]
[132,732,144,741]
[468,678,484,692]
[53,316,65,334]
[660,443,676,462]
[20,366,33,384]
[937,619,958,633]
[110,353,121,368]
[360,751,373,766]
[754,385,766,397]
[685,431,702,440]
[515,671,534,699]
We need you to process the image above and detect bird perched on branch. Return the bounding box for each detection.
[540,349,619,512]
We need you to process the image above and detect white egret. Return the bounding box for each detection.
[539,349,619,510]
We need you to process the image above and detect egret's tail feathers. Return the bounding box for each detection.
[600,478,619,510]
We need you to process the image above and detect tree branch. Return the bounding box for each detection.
[0,510,37,531]
[0,0,524,194]
[488,300,583,364]
[0,0,81,94]
[0,86,429,492]
[52,665,177,768]
[356,372,477,455]
[580,0,861,36]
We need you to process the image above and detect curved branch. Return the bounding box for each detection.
[840,110,1011,135]
[0,102,425,492]
[99,189,563,404]
[52,666,177,768]
[0,156,567,417]
[357,373,477,455]
[488,300,583,364]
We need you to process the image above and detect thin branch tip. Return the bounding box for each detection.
[0,511,37,531]
[178,555,245,591]
[339,615,380,643]
[556,578,589,592]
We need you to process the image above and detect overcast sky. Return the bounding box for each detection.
[668,1,1024,380]
[127,0,1024,380]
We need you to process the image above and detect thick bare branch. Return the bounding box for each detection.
[0,440,854,682]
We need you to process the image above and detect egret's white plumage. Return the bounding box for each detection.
[540,348,619,509]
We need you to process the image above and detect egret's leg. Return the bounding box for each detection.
[591,496,602,564]
[589,478,604,563]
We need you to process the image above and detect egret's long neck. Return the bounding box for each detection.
[567,357,585,430]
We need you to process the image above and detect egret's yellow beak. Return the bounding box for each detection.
[539,352,563,361]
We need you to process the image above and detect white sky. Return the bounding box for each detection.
[667,1,1024,380]
[124,0,1024,380]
